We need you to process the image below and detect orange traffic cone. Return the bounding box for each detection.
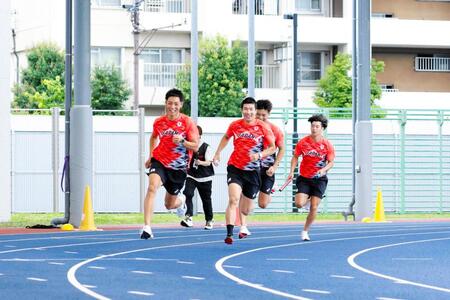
[79,185,97,231]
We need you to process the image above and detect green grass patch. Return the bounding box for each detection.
[1,212,449,228]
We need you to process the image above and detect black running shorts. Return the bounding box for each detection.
[295,175,328,199]
[148,158,187,195]
[227,165,261,199]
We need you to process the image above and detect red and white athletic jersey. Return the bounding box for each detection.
[261,121,284,168]
[294,135,335,178]
[151,114,199,170]
[226,119,275,171]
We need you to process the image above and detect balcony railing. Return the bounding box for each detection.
[143,63,280,89]
[232,0,279,16]
[415,57,450,72]
[143,0,191,13]
[143,63,186,87]
[256,65,280,89]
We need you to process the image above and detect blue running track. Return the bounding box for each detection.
[1,221,449,299]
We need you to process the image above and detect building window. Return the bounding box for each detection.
[372,13,394,18]
[380,84,398,92]
[295,0,321,12]
[297,51,324,83]
[91,47,121,69]
[141,49,184,87]
[143,0,190,13]
[415,56,450,72]
[93,0,121,7]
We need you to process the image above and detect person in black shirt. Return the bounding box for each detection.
[180,126,215,229]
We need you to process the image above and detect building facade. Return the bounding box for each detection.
[10,0,450,114]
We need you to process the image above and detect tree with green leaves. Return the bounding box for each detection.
[176,35,247,117]
[13,42,65,109]
[91,65,131,111]
[13,42,131,112]
[313,53,385,118]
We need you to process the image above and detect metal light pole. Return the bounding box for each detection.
[354,0,373,221]
[191,0,198,121]
[0,0,12,222]
[248,0,255,97]
[284,13,299,212]
[284,13,299,134]
[52,0,73,227]
[69,0,93,227]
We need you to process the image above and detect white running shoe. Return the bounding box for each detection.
[301,230,310,241]
[239,225,252,239]
[140,225,154,239]
[204,220,214,230]
[175,195,187,218]
[180,216,193,227]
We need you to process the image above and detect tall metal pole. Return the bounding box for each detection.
[191,0,198,121]
[247,0,255,97]
[70,0,93,227]
[52,0,72,226]
[133,0,140,110]
[0,0,12,222]
[354,0,373,221]
[293,13,298,134]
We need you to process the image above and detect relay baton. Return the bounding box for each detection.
[278,177,293,192]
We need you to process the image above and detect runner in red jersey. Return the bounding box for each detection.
[238,99,285,239]
[140,88,199,239]
[213,97,275,244]
[288,114,335,241]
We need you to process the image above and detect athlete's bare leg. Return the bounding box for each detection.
[226,183,242,225]
[144,174,162,225]
[258,192,271,209]
[304,196,321,232]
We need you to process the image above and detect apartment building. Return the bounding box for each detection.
[10,0,450,114]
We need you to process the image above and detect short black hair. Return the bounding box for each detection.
[197,125,203,136]
[256,99,272,112]
[165,88,184,103]
[240,97,256,109]
[308,114,328,129]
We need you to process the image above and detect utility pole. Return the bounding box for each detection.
[123,0,144,110]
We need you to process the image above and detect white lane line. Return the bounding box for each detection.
[223,265,242,269]
[377,297,406,300]
[4,245,16,248]
[392,258,432,261]
[88,266,106,270]
[127,291,154,296]
[215,230,450,300]
[273,270,295,274]
[267,258,308,261]
[177,260,194,264]
[302,289,330,294]
[48,262,65,265]
[33,248,45,251]
[65,251,78,254]
[330,275,354,279]
[182,276,205,280]
[132,271,153,275]
[348,236,450,294]
[136,258,178,261]
[0,273,4,276]
[83,284,97,289]
[27,277,48,282]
